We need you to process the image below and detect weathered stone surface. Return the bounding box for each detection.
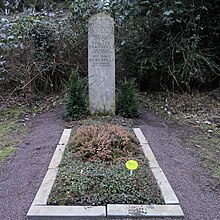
[88,13,115,114]
[107,204,184,218]
[151,167,180,204]
[133,128,148,143]
[58,129,71,145]
[48,145,66,169]
[32,169,58,206]
[27,206,106,219]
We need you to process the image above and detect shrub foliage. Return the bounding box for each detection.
[68,124,139,161]
[64,70,87,119]
[0,0,220,93]
[116,78,139,118]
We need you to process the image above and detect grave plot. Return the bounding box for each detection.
[27,13,184,219]
[27,126,184,219]
[47,125,164,207]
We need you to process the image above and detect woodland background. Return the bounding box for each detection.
[0,0,219,96]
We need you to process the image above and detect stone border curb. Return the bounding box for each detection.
[58,129,71,145]
[27,206,106,219]
[27,128,184,219]
[32,169,58,206]
[48,145,66,169]
[133,128,180,205]
[107,204,184,218]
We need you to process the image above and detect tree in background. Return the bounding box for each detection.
[109,0,220,91]
[0,0,219,93]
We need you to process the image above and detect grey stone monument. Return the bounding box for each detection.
[88,13,115,115]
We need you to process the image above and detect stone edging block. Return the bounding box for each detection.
[58,129,71,145]
[107,204,184,218]
[28,206,106,219]
[32,169,58,206]
[48,145,66,169]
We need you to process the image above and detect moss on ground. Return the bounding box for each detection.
[0,107,30,163]
[188,132,220,179]
[0,146,16,163]
[0,94,67,164]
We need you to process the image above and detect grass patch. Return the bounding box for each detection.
[0,106,30,163]
[188,132,220,179]
[48,123,164,206]
[0,146,16,163]
[201,149,220,178]
[0,94,66,164]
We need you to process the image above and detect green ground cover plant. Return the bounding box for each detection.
[48,123,164,206]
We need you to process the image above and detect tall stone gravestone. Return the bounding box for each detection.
[88,13,115,114]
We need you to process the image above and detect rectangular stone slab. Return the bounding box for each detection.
[48,145,66,169]
[88,13,115,114]
[32,169,58,206]
[140,142,160,168]
[151,167,180,204]
[58,129,71,145]
[27,206,106,219]
[133,128,148,143]
[107,204,184,218]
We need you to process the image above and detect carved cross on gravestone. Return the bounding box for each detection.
[88,13,115,115]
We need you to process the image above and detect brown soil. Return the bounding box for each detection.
[0,107,64,220]
[0,106,219,220]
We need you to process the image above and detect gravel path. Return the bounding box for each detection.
[0,107,219,220]
[134,108,220,220]
[0,107,64,220]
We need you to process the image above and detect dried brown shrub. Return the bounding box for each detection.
[68,124,139,162]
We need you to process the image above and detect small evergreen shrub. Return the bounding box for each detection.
[116,78,139,118]
[64,70,87,119]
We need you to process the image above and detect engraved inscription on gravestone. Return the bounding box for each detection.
[88,13,115,114]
